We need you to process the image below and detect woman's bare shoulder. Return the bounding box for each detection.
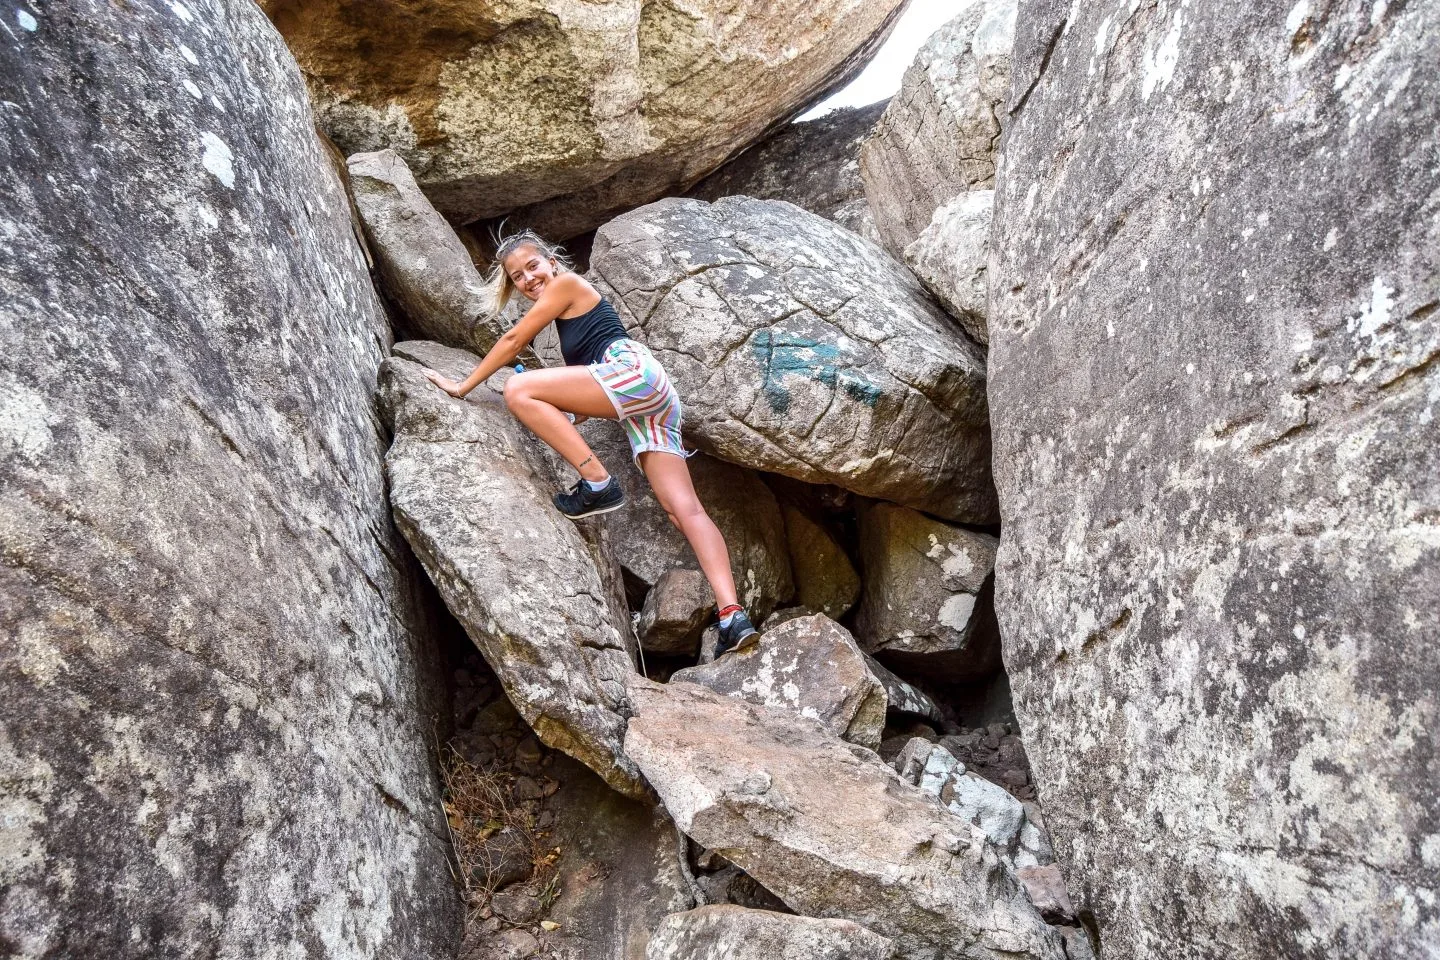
[555,271,601,306]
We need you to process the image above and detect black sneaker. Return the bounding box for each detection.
[553,476,625,519]
[715,609,759,658]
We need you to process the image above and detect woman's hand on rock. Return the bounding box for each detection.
[422,368,463,397]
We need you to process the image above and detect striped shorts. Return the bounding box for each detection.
[587,339,693,464]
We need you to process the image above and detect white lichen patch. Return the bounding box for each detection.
[937,593,977,631]
[1141,13,1183,100]
[0,374,57,459]
[199,131,235,188]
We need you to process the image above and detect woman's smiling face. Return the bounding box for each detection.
[503,244,558,302]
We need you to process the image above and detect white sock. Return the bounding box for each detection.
[585,476,610,492]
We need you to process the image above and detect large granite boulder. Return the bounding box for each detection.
[377,342,644,797]
[262,0,906,238]
[581,419,795,619]
[853,502,1002,681]
[861,0,1016,257]
[904,190,993,346]
[671,614,888,748]
[688,102,888,244]
[989,1,1440,957]
[0,2,458,956]
[647,905,896,960]
[624,681,1066,960]
[591,197,996,523]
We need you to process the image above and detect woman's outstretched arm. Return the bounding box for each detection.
[423,273,587,397]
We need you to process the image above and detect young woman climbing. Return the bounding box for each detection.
[420,230,759,657]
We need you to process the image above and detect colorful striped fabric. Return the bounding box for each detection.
[587,339,694,464]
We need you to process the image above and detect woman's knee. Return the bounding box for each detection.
[503,374,529,412]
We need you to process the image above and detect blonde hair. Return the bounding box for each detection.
[482,228,574,317]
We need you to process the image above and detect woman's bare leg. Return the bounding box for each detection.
[639,451,739,609]
[504,367,617,482]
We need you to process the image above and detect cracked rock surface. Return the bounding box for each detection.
[591,196,995,523]
[861,0,1015,257]
[378,342,645,797]
[0,2,458,956]
[263,0,906,237]
[990,0,1440,956]
[624,680,1066,960]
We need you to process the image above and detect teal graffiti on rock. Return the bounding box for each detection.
[750,328,880,414]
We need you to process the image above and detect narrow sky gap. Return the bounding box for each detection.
[799,0,974,120]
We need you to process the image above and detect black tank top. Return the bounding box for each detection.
[557,297,628,367]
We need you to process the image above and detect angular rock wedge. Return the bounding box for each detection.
[904,190,993,346]
[647,905,896,960]
[854,502,1002,681]
[348,149,515,353]
[624,680,1066,960]
[378,341,644,797]
[592,196,995,523]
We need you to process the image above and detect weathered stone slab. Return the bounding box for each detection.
[592,196,996,523]
[671,614,887,748]
[264,0,906,237]
[378,342,644,797]
[853,502,1002,680]
[904,190,993,346]
[861,0,1016,257]
[624,680,1066,960]
[990,0,1440,956]
[647,905,896,960]
[688,102,888,245]
[0,2,458,956]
